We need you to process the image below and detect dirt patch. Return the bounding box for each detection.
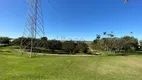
[127,58,142,68]
[25,52,97,56]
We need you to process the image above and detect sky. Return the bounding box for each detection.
[0,0,142,41]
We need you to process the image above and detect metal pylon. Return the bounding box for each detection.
[21,0,45,57]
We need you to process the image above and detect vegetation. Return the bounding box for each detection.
[75,42,88,53]
[1,47,142,80]
[91,32,139,55]
[46,40,62,52]
[12,37,89,54]
[139,40,142,50]
[0,32,142,80]
[1,32,141,56]
[62,40,76,53]
[0,37,11,45]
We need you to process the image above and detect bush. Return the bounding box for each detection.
[46,40,62,52]
[92,35,138,53]
[12,37,90,54]
[62,40,77,54]
[0,37,11,45]
[75,42,88,53]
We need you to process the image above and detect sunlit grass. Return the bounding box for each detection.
[0,47,142,80]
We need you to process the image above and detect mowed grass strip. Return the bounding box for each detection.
[0,47,142,80]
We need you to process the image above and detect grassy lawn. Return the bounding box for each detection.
[0,47,142,80]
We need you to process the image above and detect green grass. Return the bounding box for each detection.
[0,47,142,80]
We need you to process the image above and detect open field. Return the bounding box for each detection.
[0,47,142,80]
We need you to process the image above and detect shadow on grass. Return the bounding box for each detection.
[28,49,72,55]
[0,50,15,56]
[0,50,11,53]
[107,51,142,56]
[124,51,142,55]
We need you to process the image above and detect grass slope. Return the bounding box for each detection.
[0,47,142,80]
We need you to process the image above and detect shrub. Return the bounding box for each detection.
[46,40,62,52]
[0,37,11,45]
[62,40,77,54]
[75,42,88,53]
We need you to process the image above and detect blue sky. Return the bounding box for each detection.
[0,0,142,41]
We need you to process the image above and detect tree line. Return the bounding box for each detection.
[91,32,140,53]
[0,33,142,55]
[11,37,88,54]
[0,37,11,46]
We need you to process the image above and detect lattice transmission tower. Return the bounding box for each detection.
[124,0,128,3]
[21,0,45,57]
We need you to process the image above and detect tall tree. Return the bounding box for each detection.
[46,40,62,52]
[62,41,76,53]
[41,37,48,41]
[0,37,11,45]
[75,42,88,53]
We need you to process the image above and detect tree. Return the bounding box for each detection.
[62,41,77,53]
[75,42,88,53]
[107,31,114,38]
[12,37,28,46]
[121,36,138,51]
[92,31,138,54]
[46,40,62,52]
[41,37,48,41]
[13,37,35,49]
[0,37,11,45]
[139,40,142,50]
[12,37,22,45]
[92,38,104,50]
[103,32,107,35]
[96,34,101,40]
[39,37,48,48]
